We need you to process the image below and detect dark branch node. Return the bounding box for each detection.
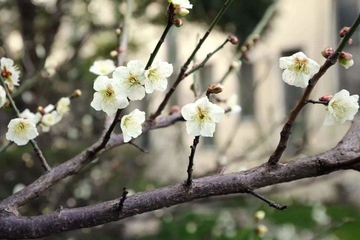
[117,187,129,213]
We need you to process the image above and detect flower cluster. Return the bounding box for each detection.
[7,96,72,145]
[279,52,359,126]
[89,59,173,142]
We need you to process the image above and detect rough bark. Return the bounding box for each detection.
[0,116,360,239]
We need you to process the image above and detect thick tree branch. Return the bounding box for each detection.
[1,119,360,238]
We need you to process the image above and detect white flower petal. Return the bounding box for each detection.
[181,97,224,137]
[6,118,38,146]
[89,59,116,76]
[279,52,320,88]
[0,86,6,108]
[120,109,146,142]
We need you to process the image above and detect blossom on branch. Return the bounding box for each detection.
[181,97,224,137]
[6,118,39,146]
[339,52,354,69]
[0,86,6,108]
[143,60,173,93]
[56,97,71,115]
[89,59,116,76]
[323,89,359,126]
[19,109,41,124]
[113,60,146,101]
[168,0,193,9]
[279,52,320,88]
[91,76,129,116]
[0,57,20,90]
[120,109,146,143]
[40,111,62,132]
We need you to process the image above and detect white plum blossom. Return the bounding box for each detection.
[120,109,146,143]
[279,52,320,88]
[181,97,224,137]
[323,89,359,126]
[143,60,173,93]
[0,86,6,108]
[56,97,70,115]
[168,0,193,9]
[113,60,146,101]
[90,76,129,116]
[19,109,41,124]
[89,59,116,76]
[40,111,62,132]
[1,57,20,90]
[6,118,39,146]
[226,94,242,115]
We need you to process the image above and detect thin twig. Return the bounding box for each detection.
[30,140,51,172]
[267,13,360,165]
[0,141,14,154]
[306,100,328,106]
[117,0,132,66]
[117,187,129,213]
[185,136,200,187]
[185,38,231,77]
[128,141,148,153]
[245,188,287,210]
[87,109,123,158]
[145,3,175,69]
[150,0,234,120]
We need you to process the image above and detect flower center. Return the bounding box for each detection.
[1,66,12,79]
[103,86,115,98]
[290,57,309,75]
[128,75,141,86]
[196,107,209,121]
[15,121,27,133]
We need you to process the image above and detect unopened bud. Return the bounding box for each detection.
[37,106,45,115]
[340,26,350,38]
[246,40,255,49]
[169,105,180,115]
[228,35,239,45]
[254,211,266,222]
[230,60,242,70]
[321,46,334,58]
[173,18,183,27]
[207,83,224,94]
[252,34,260,42]
[241,46,247,53]
[347,38,353,45]
[319,95,333,103]
[339,51,354,69]
[255,224,268,237]
[110,50,118,58]
[115,28,122,35]
[174,7,189,17]
[71,89,82,98]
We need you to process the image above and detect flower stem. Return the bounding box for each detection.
[145,4,175,70]
[185,38,230,77]
[185,135,200,187]
[150,0,234,120]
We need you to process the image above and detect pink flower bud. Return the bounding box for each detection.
[340,26,350,38]
[321,46,334,58]
[169,105,181,115]
[319,95,333,103]
[207,83,224,94]
[339,51,354,69]
[173,18,183,27]
[228,35,239,45]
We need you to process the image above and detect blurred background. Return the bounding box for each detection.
[1,0,360,239]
